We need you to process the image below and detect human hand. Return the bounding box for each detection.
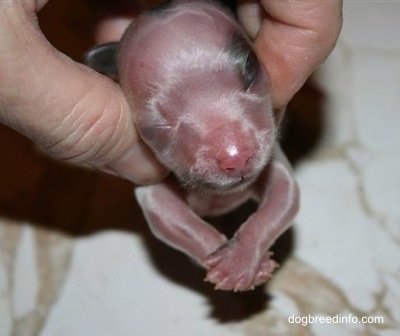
[237,0,343,120]
[0,1,167,184]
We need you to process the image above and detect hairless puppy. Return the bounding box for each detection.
[86,0,299,292]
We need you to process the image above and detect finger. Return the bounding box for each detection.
[238,0,343,110]
[94,17,133,44]
[0,3,167,184]
[237,0,264,39]
[90,0,157,43]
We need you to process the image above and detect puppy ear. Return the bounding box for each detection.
[84,42,119,81]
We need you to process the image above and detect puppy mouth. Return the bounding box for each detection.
[177,173,258,194]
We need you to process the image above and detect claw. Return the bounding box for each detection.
[214,277,230,290]
[234,276,253,292]
[204,270,221,283]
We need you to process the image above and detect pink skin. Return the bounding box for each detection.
[118,0,300,291]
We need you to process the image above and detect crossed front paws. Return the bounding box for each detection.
[203,239,278,292]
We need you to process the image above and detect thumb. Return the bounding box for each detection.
[0,3,167,184]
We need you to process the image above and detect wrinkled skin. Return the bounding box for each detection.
[89,0,300,291]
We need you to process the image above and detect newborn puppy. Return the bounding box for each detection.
[86,0,299,291]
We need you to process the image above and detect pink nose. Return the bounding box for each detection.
[216,146,252,177]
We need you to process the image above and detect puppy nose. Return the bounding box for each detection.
[216,145,252,177]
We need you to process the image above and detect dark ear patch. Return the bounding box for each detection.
[148,0,174,14]
[216,0,236,14]
[226,32,259,89]
[84,42,119,80]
